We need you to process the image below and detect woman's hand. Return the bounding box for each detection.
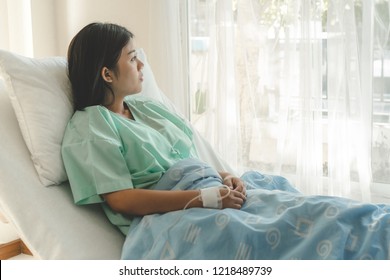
[222,174,246,196]
[219,187,246,209]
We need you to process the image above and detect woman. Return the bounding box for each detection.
[62,22,246,235]
[63,23,389,260]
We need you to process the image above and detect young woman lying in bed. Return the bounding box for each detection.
[62,22,390,260]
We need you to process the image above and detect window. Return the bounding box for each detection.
[188,0,390,197]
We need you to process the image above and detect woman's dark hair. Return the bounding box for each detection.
[67,22,134,111]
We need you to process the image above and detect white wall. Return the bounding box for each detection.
[31,0,57,57]
[0,0,34,56]
[51,0,170,102]
[1,0,181,109]
[30,0,151,58]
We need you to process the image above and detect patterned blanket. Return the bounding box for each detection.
[121,158,390,259]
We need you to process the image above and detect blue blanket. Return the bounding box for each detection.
[121,158,390,260]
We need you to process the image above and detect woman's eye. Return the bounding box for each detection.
[131,55,137,62]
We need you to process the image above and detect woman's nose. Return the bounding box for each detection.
[137,58,144,70]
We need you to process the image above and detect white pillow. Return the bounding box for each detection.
[0,50,72,186]
[0,49,172,187]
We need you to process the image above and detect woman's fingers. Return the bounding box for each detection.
[224,177,246,196]
[234,183,246,196]
[220,189,246,209]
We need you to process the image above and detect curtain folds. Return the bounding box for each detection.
[189,0,390,201]
[0,0,34,56]
[147,0,191,117]
[205,0,240,168]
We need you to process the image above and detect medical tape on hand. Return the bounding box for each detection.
[200,186,230,209]
[200,187,221,209]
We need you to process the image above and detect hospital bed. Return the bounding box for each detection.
[1,49,389,260]
[0,49,232,259]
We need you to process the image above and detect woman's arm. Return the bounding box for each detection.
[102,188,245,217]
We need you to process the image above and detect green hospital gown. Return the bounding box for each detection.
[61,95,199,235]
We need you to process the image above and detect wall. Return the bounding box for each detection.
[1,0,183,111]
[33,0,172,103]
[30,0,57,57]
[30,0,151,58]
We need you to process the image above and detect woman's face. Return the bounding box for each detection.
[110,41,144,97]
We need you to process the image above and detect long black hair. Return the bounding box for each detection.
[67,22,134,111]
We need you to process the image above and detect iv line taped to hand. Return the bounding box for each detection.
[144,185,231,259]
[183,185,231,210]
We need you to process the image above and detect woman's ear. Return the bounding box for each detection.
[101,67,113,83]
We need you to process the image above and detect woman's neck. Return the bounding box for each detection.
[105,99,134,120]
[105,99,125,114]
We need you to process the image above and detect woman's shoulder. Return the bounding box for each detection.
[125,94,162,107]
[63,105,118,143]
[68,105,110,126]
[125,94,177,117]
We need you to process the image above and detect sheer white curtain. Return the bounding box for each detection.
[189,0,240,168]
[188,0,390,201]
[147,0,191,117]
[0,0,63,58]
[325,0,373,199]
[0,0,34,56]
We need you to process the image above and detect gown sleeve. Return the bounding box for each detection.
[61,110,134,205]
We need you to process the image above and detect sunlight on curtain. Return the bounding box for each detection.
[189,0,240,167]
[189,0,390,201]
[0,0,33,56]
[147,0,190,117]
